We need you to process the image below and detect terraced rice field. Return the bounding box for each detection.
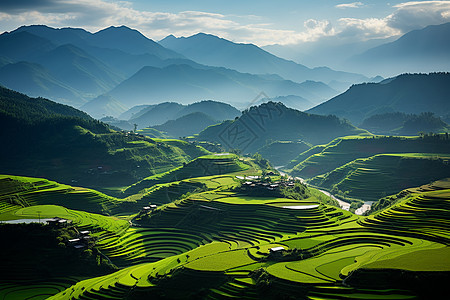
[289,135,449,179]
[124,154,249,195]
[1,162,449,299]
[309,153,450,201]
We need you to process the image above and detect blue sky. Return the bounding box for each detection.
[1,0,449,46]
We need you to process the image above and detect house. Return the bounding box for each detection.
[46,217,71,228]
[269,246,285,253]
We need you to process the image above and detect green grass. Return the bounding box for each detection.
[1,153,449,300]
[288,135,449,179]
[308,153,450,202]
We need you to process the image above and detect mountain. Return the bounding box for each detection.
[0,30,55,61]
[108,64,339,107]
[307,73,450,125]
[153,112,218,138]
[346,22,450,76]
[31,44,123,96]
[81,95,128,119]
[129,102,185,128]
[159,33,367,85]
[174,100,240,121]
[0,25,188,106]
[129,100,240,129]
[11,25,190,79]
[197,102,368,153]
[119,105,154,120]
[13,25,181,60]
[360,112,449,135]
[90,26,181,58]
[0,86,208,190]
[263,95,315,111]
[0,61,85,107]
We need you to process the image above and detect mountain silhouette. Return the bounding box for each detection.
[307,73,450,125]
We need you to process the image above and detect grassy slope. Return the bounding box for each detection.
[0,87,210,191]
[309,153,450,202]
[1,156,449,300]
[123,153,248,195]
[288,135,450,178]
[45,179,450,300]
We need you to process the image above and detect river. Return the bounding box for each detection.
[274,166,370,214]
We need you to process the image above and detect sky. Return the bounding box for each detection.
[0,0,450,46]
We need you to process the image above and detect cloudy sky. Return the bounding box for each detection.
[0,0,449,46]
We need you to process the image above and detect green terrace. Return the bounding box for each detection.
[44,180,450,299]
[0,156,449,299]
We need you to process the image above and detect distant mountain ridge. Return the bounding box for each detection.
[346,22,450,76]
[0,24,356,112]
[129,100,240,129]
[160,33,367,85]
[307,73,450,125]
[107,63,337,108]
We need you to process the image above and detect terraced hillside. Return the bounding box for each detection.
[123,153,248,195]
[0,175,120,215]
[287,135,450,178]
[43,179,450,300]
[1,155,449,300]
[309,153,450,202]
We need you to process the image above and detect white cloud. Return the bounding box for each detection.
[387,1,450,31]
[338,17,401,39]
[336,2,364,9]
[0,0,449,46]
[335,1,450,41]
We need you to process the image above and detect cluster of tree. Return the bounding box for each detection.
[361,111,449,135]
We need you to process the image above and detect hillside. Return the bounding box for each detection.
[81,94,128,119]
[309,153,450,202]
[197,102,368,153]
[0,87,208,190]
[257,141,311,166]
[0,61,85,107]
[288,135,450,179]
[128,102,185,128]
[4,171,444,300]
[360,112,449,135]
[153,112,218,138]
[307,73,450,125]
[160,33,367,84]
[347,22,450,76]
[1,148,449,299]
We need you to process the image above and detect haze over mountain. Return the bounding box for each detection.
[197,101,368,153]
[129,100,240,129]
[0,61,84,107]
[107,63,337,108]
[307,73,450,125]
[160,33,367,86]
[345,23,450,77]
[0,24,356,113]
[153,112,218,138]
